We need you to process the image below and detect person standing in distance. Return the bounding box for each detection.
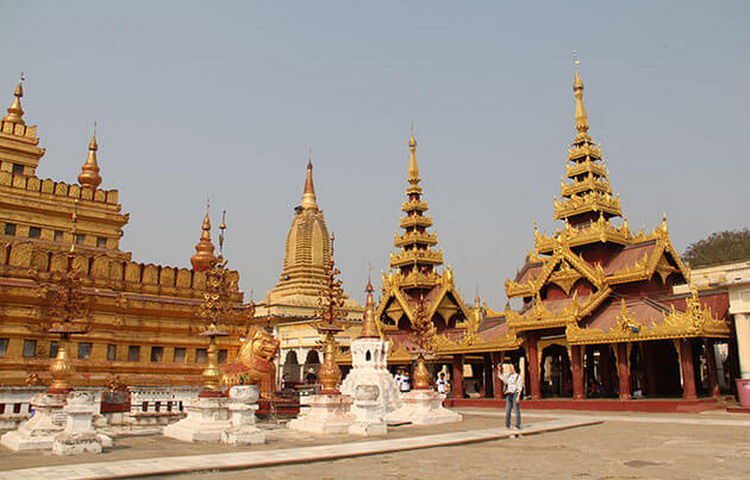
[497,362,523,431]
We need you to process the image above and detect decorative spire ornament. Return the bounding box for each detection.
[315,234,348,394]
[196,216,234,395]
[78,123,103,189]
[410,295,436,390]
[3,73,25,125]
[45,204,90,393]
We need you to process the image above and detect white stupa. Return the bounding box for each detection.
[340,281,401,434]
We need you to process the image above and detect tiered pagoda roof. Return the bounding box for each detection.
[376,131,477,354]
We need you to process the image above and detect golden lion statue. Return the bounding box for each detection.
[222,325,280,397]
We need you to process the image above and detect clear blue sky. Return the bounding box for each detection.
[1,1,748,307]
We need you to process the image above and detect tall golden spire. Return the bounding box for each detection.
[3,74,25,125]
[78,126,102,189]
[191,204,218,271]
[389,129,443,288]
[573,55,589,135]
[358,279,379,339]
[408,128,419,183]
[553,57,622,226]
[300,158,318,210]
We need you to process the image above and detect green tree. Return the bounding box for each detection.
[683,229,750,268]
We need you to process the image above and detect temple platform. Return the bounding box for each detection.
[444,397,724,414]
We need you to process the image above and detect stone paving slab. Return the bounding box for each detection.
[0,418,597,480]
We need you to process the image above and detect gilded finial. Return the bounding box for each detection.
[191,201,218,271]
[301,156,318,210]
[408,127,419,183]
[573,52,589,134]
[78,122,103,189]
[359,278,379,338]
[218,209,227,258]
[3,72,26,125]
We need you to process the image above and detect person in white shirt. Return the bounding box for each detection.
[400,371,411,393]
[436,372,447,394]
[497,363,523,430]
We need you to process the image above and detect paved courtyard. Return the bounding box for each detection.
[0,410,747,479]
[183,410,750,480]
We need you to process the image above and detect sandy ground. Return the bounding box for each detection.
[1,410,748,479]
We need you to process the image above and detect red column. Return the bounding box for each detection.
[491,352,504,398]
[482,354,494,398]
[616,343,631,400]
[680,340,697,400]
[704,339,721,399]
[571,345,585,400]
[527,334,541,400]
[451,354,465,399]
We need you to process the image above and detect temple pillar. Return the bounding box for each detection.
[616,343,631,400]
[680,339,698,400]
[526,334,541,400]
[704,339,721,399]
[571,345,584,400]
[491,352,503,398]
[450,355,464,399]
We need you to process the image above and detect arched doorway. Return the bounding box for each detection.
[282,350,300,384]
[584,344,618,398]
[303,350,321,383]
[540,344,572,397]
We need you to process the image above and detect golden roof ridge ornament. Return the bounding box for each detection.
[301,154,318,210]
[78,122,103,190]
[3,72,25,125]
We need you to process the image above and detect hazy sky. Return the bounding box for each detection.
[1,1,748,307]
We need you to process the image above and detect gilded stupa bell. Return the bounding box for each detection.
[3,77,25,125]
[78,133,103,189]
[190,210,218,271]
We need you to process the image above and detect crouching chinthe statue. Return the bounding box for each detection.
[222,326,280,397]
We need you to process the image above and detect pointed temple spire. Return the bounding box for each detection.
[3,74,25,125]
[389,129,443,289]
[78,125,103,189]
[408,128,419,183]
[190,204,218,271]
[300,158,318,210]
[358,279,380,338]
[553,58,622,226]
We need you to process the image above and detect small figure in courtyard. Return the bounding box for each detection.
[305,368,318,385]
[497,362,523,431]
[400,371,411,393]
[436,372,448,395]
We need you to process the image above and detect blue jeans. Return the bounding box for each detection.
[505,392,521,429]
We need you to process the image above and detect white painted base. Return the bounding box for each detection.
[0,393,66,452]
[287,393,354,435]
[348,421,387,436]
[52,432,102,455]
[221,401,265,446]
[163,396,231,443]
[386,389,463,426]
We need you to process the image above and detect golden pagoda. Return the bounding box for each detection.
[255,160,362,384]
[375,130,474,364]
